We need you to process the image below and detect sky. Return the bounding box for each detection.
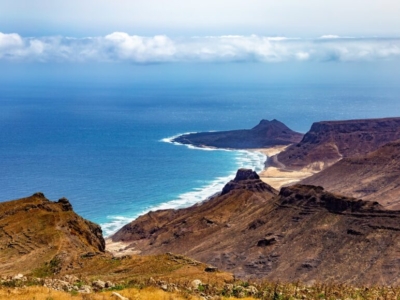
[1,0,400,37]
[0,1,399,64]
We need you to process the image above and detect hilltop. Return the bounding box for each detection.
[0,193,104,275]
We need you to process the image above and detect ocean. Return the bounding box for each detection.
[1,63,399,236]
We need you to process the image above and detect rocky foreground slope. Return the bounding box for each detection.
[301,140,400,210]
[0,193,232,286]
[173,119,303,149]
[0,193,104,275]
[268,117,400,172]
[112,169,400,285]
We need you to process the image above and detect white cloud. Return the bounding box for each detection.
[320,35,341,39]
[0,32,400,63]
[104,32,177,62]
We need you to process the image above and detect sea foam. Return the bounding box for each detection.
[101,134,267,236]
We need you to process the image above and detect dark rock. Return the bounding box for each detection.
[257,237,277,247]
[233,169,259,181]
[58,197,73,211]
[32,192,46,198]
[347,229,363,236]
[205,266,218,272]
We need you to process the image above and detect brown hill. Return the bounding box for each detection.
[111,169,400,285]
[268,117,400,172]
[0,193,233,284]
[0,193,105,275]
[301,140,400,209]
[172,119,303,149]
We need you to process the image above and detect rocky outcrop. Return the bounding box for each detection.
[301,140,400,209]
[0,193,105,275]
[172,119,303,149]
[111,170,400,285]
[278,185,382,213]
[268,117,400,171]
[221,168,277,195]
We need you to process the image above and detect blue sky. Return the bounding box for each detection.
[0,1,399,64]
[1,0,400,37]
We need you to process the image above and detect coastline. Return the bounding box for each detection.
[247,145,314,190]
[105,141,314,254]
[106,142,270,253]
[102,136,267,238]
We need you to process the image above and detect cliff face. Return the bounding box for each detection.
[0,193,105,275]
[268,117,400,171]
[172,119,303,149]
[301,140,400,209]
[111,169,400,285]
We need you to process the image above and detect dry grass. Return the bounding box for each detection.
[0,286,256,300]
[64,253,233,285]
[248,281,400,300]
[2,282,400,300]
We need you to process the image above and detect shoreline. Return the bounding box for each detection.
[103,140,267,238]
[246,145,315,190]
[106,142,313,253]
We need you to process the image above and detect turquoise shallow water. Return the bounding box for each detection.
[1,65,400,236]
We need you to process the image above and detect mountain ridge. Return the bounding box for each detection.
[267,117,400,172]
[111,169,400,285]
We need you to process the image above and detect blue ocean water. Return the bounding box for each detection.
[0,63,399,236]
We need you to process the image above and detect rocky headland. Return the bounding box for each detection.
[172,119,303,149]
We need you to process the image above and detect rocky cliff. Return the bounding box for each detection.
[111,169,400,285]
[0,193,105,275]
[172,119,303,149]
[301,140,400,209]
[268,117,400,171]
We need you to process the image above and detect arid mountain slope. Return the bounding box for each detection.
[112,169,400,285]
[268,117,400,172]
[301,140,400,209]
[112,168,278,247]
[172,119,303,149]
[0,193,233,284]
[0,193,105,275]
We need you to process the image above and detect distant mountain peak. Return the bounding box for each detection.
[251,118,286,130]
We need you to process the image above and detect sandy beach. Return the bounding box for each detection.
[105,238,141,257]
[248,145,316,190]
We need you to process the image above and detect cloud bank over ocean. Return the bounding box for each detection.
[1,32,400,63]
